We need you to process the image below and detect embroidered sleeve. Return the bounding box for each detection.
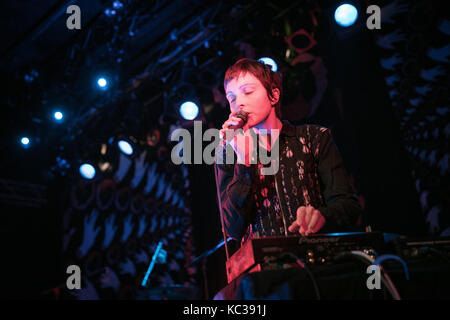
[313,127,362,232]
[215,160,257,240]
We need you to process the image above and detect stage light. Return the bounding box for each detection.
[97,77,108,89]
[113,1,123,9]
[258,57,278,72]
[104,8,116,16]
[79,164,96,180]
[54,111,63,121]
[24,74,34,83]
[56,156,70,169]
[118,140,133,155]
[179,101,199,120]
[24,69,39,83]
[334,4,358,27]
[21,137,30,146]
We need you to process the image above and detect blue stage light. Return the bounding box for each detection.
[113,1,123,9]
[258,57,278,72]
[179,101,199,120]
[118,140,133,155]
[97,77,108,89]
[79,164,96,179]
[104,8,116,16]
[21,137,30,146]
[54,111,63,121]
[334,4,358,27]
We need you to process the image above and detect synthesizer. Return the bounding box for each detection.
[226,232,385,283]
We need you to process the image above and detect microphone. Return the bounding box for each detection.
[221,110,249,146]
[228,110,248,129]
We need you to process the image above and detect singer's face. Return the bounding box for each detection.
[225,72,277,128]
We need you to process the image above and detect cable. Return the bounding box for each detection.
[373,254,410,280]
[280,252,321,300]
[334,251,402,300]
[351,251,402,300]
[419,246,450,264]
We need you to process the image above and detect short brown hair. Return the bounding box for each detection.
[224,58,282,118]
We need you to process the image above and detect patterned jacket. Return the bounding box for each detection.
[216,120,362,242]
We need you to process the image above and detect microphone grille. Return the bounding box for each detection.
[235,110,248,124]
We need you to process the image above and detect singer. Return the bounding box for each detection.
[215,58,363,243]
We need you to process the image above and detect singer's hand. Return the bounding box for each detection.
[220,112,255,166]
[288,205,326,236]
[220,112,246,137]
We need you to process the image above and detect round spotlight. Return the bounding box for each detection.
[258,57,278,72]
[118,140,133,155]
[179,101,199,120]
[97,77,108,89]
[21,137,30,146]
[334,4,358,27]
[54,111,63,121]
[79,164,96,180]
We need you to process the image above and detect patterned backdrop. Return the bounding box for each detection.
[59,146,199,299]
[374,0,449,235]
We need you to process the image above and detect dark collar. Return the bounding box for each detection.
[280,120,296,137]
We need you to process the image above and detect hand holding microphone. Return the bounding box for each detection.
[220,110,249,139]
[229,110,249,129]
[220,111,255,166]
